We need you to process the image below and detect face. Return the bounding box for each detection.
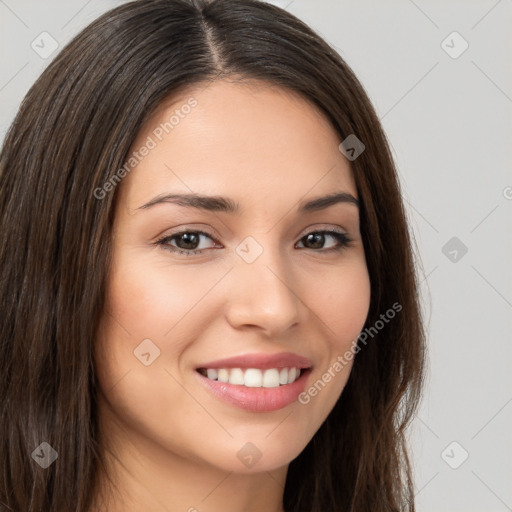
[94,79,371,475]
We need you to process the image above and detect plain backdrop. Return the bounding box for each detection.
[1,1,511,511]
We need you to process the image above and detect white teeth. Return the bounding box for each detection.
[217,369,229,383]
[206,369,218,380]
[244,368,263,387]
[262,369,280,388]
[287,367,297,384]
[201,367,303,387]
[229,368,245,385]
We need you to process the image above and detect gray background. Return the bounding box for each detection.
[1,1,511,511]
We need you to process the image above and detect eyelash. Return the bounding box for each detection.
[155,229,353,257]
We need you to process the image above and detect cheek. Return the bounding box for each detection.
[314,258,371,350]
[103,249,230,341]
[297,258,370,410]
[93,252,219,455]
[94,250,234,397]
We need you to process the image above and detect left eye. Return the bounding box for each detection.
[156,229,352,256]
[296,230,351,251]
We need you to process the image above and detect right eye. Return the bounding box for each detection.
[155,230,220,256]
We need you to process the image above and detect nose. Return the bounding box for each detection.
[224,240,301,336]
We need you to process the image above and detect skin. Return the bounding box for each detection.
[92,79,371,512]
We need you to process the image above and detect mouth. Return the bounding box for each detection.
[194,352,313,412]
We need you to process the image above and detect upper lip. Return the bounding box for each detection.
[196,352,313,370]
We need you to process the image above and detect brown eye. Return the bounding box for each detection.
[156,230,218,256]
[296,230,352,252]
[156,229,352,257]
[172,232,201,250]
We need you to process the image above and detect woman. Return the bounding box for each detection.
[0,0,426,510]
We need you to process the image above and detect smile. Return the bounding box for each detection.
[197,367,303,387]
[194,352,313,412]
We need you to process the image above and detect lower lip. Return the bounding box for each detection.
[195,369,311,412]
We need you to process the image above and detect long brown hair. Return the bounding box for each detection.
[0,1,425,510]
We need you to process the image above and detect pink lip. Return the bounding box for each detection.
[195,368,312,412]
[196,351,313,370]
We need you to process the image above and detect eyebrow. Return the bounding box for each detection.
[136,191,359,214]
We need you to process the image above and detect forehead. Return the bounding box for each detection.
[119,79,356,210]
